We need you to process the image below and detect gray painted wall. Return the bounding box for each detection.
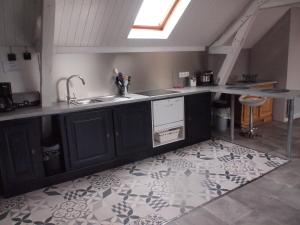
[228,50,250,83]
[0,47,40,93]
[0,50,204,105]
[208,49,250,83]
[250,11,291,122]
[47,52,204,105]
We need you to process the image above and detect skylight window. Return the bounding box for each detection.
[133,0,178,30]
[128,0,191,39]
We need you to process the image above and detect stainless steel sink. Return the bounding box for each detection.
[73,98,103,105]
[98,95,116,102]
[72,95,116,105]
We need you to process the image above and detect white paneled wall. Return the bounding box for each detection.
[54,0,142,47]
[0,0,40,47]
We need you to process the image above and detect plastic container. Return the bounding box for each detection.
[213,100,230,132]
[43,141,62,176]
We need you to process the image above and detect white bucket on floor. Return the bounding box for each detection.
[215,115,228,132]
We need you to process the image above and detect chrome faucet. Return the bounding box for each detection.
[66,75,86,104]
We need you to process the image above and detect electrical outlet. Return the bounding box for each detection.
[178,72,190,78]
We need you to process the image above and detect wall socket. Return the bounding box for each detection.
[178,71,190,78]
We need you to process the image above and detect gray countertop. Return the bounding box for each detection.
[227,80,278,87]
[1,84,300,122]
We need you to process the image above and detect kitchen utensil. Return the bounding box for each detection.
[114,70,131,97]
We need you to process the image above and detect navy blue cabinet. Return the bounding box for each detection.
[185,92,211,145]
[61,102,153,170]
[113,102,152,156]
[63,109,115,170]
[0,118,44,195]
[0,94,212,197]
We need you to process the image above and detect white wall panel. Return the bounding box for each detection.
[80,0,99,46]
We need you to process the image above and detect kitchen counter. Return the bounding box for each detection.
[0,94,150,122]
[227,80,278,87]
[1,85,300,122]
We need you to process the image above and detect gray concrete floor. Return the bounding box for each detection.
[168,119,300,225]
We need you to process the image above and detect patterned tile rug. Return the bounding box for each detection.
[0,140,287,225]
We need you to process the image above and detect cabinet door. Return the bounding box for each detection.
[185,93,211,145]
[65,109,115,169]
[0,119,44,186]
[114,102,152,156]
[259,98,273,119]
[242,105,260,127]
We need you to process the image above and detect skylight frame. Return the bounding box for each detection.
[132,0,180,31]
[128,0,191,39]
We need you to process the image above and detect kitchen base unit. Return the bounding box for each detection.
[0,118,45,196]
[61,109,116,170]
[185,92,211,145]
[0,93,212,197]
[58,101,153,171]
[152,97,185,148]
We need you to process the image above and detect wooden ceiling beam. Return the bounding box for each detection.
[40,0,55,107]
[209,0,300,96]
[208,46,232,54]
[211,0,270,47]
[215,16,256,86]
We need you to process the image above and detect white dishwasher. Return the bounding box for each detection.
[152,97,185,147]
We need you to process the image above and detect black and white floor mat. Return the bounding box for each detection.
[0,140,288,225]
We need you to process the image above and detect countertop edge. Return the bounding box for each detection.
[0,89,210,122]
[1,84,300,122]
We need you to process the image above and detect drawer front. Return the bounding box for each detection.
[152,97,184,126]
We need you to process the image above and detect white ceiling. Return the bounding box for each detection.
[54,0,252,48]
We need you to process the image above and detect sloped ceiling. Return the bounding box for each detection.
[244,6,292,48]
[54,0,300,52]
[54,0,251,48]
[0,0,40,47]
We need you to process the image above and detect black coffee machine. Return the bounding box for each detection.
[0,82,15,112]
[196,70,214,86]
